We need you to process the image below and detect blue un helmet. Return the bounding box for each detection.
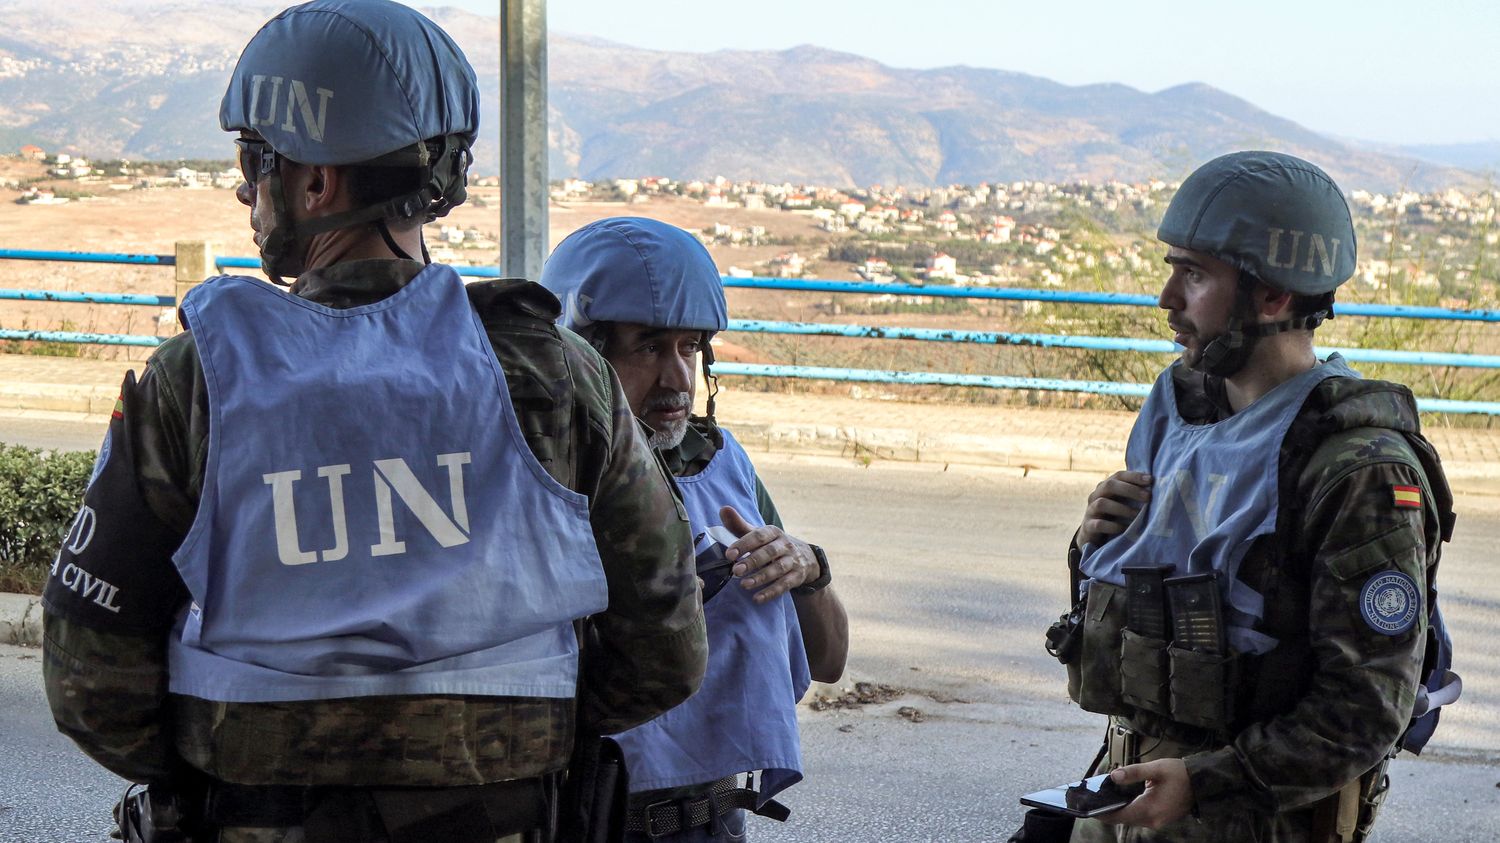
[220,0,480,281]
[1157,151,1358,376]
[540,217,729,413]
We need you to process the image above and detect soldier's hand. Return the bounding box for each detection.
[721,505,817,604]
[1077,470,1152,549]
[1096,759,1193,830]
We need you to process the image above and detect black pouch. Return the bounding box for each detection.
[1068,582,1128,715]
[1119,630,1170,715]
[1167,645,1237,731]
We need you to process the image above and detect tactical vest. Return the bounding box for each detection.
[1080,357,1355,655]
[611,427,811,802]
[169,266,608,703]
[1066,365,1456,748]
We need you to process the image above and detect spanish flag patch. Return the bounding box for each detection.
[111,395,124,420]
[1392,485,1421,509]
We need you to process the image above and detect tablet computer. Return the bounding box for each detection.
[1019,773,1144,818]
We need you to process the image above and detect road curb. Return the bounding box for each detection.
[725,420,1122,473]
[0,592,43,647]
[0,383,116,415]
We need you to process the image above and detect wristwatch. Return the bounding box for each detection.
[793,544,831,595]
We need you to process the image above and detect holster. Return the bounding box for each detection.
[558,735,628,843]
[113,784,201,843]
[560,613,628,843]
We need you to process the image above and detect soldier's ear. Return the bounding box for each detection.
[1255,284,1294,320]
[299,164,343,215]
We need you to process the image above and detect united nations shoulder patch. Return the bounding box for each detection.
[1360,571,1420,636]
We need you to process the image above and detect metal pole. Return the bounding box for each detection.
[500,0,548,280]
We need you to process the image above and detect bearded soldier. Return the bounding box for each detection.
[1040,151,1458,843]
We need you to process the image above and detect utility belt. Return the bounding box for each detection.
[623,775,789,839]
[114,775,555,843]
[1101,718,1393,843]
[1051,571,1240,735]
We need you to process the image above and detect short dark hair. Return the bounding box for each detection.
[1291,291,1335,320]
[345,164,425,229]
[1240,270,1334,326]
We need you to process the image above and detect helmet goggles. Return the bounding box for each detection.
[233,138,276,187]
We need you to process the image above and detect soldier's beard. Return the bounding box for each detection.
[644,392,691,450]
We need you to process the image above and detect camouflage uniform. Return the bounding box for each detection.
[41,261,708,837]
[1065,367,1449,843]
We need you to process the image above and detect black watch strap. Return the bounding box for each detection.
[794,544,831,595]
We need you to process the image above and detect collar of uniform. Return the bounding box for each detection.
[658,417,723,477]
[287,259,427,308]
[1170,363,1232,423]
[467,277,565,323]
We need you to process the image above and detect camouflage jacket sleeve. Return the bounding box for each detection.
[1184,438,1430,819]
[42,344,198,784]
[559,333,706,735]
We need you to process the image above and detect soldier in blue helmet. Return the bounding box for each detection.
[541,217,850,841]
[1029,152,1458,843]
[41,4,707,841]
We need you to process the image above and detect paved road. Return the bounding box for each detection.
[0,412,108,453]
[3,418,1499,841]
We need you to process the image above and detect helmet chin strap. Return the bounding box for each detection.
[1191,273,1330,378]
[701,340,719,419]
[258,163,297,285]
[374,218,423,263]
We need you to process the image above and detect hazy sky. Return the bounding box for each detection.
[398,0,1497,147]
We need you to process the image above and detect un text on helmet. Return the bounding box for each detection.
[1266,228,1342,278]
[247,75,334,143]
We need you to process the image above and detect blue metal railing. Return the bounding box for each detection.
[719,276,1500,323]
[0,328,158,347]
[0,248,176,267]
[728,320,1500,369]
[714,363,1500,415]
[4,249,1498,412]
[1,290,175,306]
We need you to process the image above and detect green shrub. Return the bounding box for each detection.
[0,444,95,594]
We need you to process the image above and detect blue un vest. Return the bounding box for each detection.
[1080,355,1358,654]
[612,427,811,801]
[169,266,608,702]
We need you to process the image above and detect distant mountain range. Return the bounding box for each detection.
[0,0,1491,191]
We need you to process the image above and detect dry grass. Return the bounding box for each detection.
[1,181,1495,421]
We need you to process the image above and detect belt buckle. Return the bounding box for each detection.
[643,799,676,839]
